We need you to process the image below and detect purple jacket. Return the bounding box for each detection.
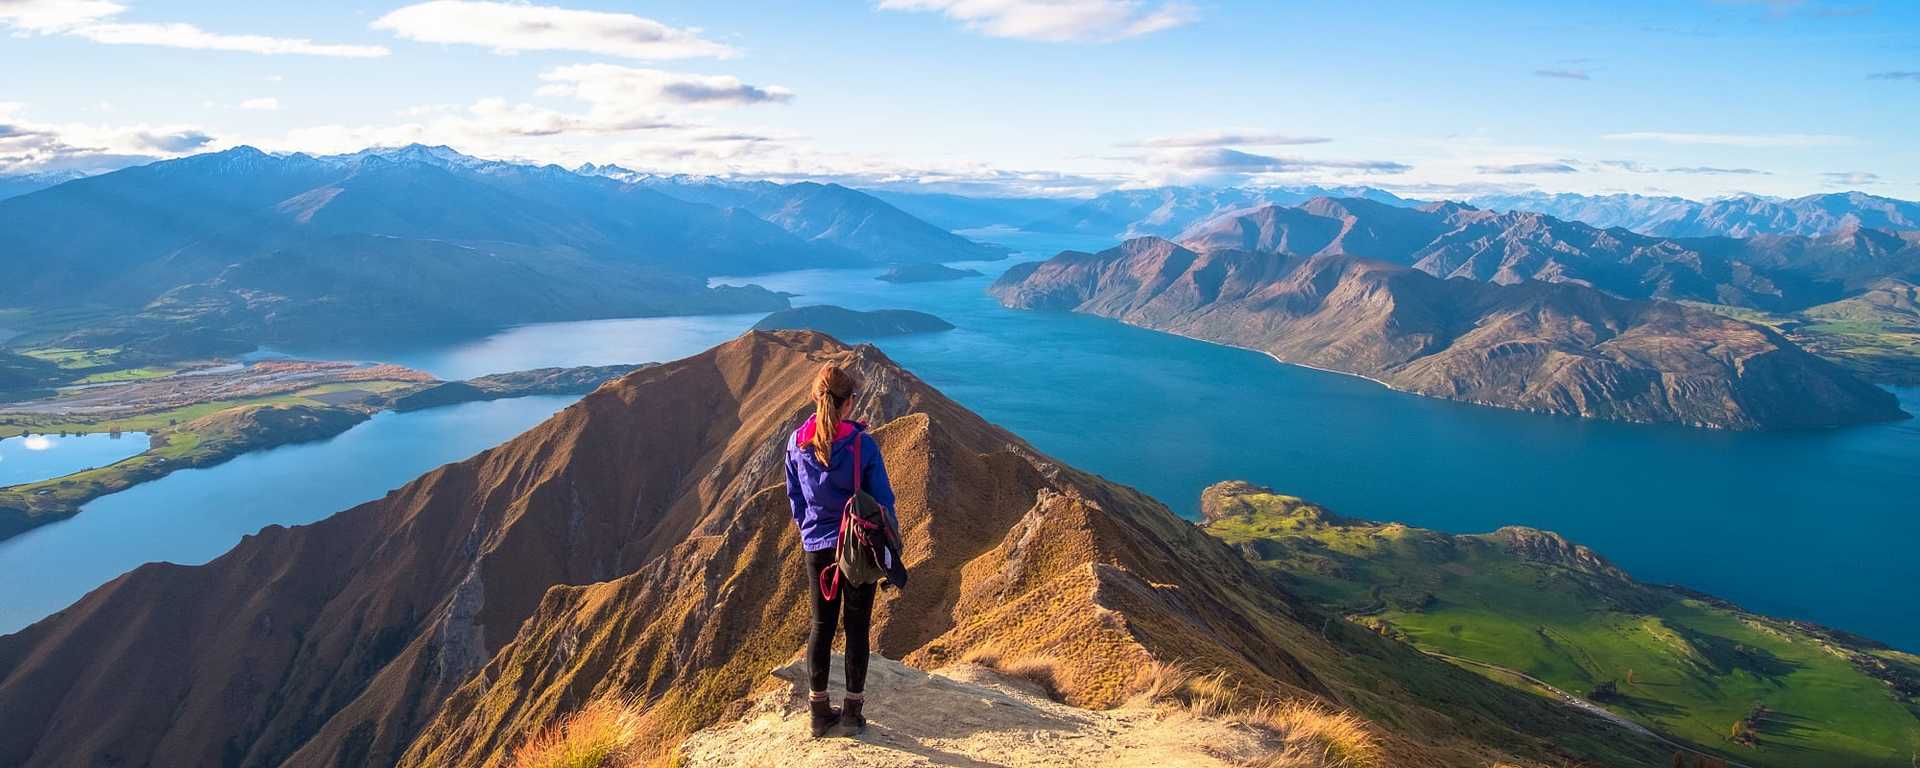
[785,416,896,553]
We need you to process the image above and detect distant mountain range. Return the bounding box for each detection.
[992,234,1904,429]
[860,190,1080,232]
[577,166,1008,264]
[1181,198,1920,311]
[1013,185,1414,240]
[0,170,89,202]
[1471,191,1920,238]
[833,182,1920,244]
[0,145,1006,350]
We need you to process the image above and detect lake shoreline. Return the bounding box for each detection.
[0,362,639,542]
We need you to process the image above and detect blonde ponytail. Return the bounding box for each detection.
[810,364,859,466]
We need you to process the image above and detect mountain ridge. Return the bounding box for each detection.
[1180,197,1920,311]
[0,331,1668,768]
[1473,190,1920,238]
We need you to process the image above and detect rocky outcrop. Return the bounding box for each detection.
[0,331,1668,768]
[1481,526,1630,582]
[677,655,1285,767]
[992,239,1907,430]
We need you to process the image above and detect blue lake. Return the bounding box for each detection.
[0,431,149,485]
[0,397,573,633]
[4,234,1917,653]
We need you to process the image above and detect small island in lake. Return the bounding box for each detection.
[875,263,983,283]
[752,305,955,338]
[390,364,650,412]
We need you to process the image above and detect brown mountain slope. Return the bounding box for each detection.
[991,238,1905,429]
[0,332,1665,768]
[399,335,1660,768]
[0,334,828,767]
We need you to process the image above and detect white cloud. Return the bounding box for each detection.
[1533,68,1590,80]
[0,0,389,56]
[1125,131,1330,148]
[372,1,733,59]
[878,0,1195,42]
[1602,131,1849,147]
[239,97,280,111]
[1475,162,1578,174]
[0,102,212,172]
[537,65,793,110]
[1157,148,1409,174]
[70,22,389,56]
[1664,165,1769,176]
[1822,171,1878,186]
[1132,147,1410,186]
[250,66,791,155]
[0,0,118,30]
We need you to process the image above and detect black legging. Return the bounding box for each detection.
[807,547,876,694]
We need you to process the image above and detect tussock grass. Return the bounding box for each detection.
[959,644,1003,668]
[512,697,641,768]
[956,645,1066,701]
[1125,660,1251,716]
[1183,671,1244,718]
[1246,699,1382,768]
[1128,659,1196,703]
[998,655,1064,701]
[1128,659,1380,768]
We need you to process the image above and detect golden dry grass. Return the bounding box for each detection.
[512,698,642,768]
[1127,659,1380,768]
[1125,659,1253,717]
[998,655,1065,701]
[1128,659,1197,704]
[1245,699,1382,768]
[959,644,1003,668]
[956,645,1067,701]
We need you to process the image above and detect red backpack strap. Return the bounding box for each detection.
[819,561,839,602]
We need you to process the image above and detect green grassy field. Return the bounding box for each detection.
[71,366,178,384]
[18,347,124,370]
[1201,483,1920,768]
[1684,297,1920,386]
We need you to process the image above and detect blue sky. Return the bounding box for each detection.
[2,0,1915,198]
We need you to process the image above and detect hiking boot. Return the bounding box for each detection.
[840,696,865,735]
[808,697,839,738]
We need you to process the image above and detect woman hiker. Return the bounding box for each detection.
[784,363,905,737]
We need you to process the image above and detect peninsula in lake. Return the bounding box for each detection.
[992,235,1904,430]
